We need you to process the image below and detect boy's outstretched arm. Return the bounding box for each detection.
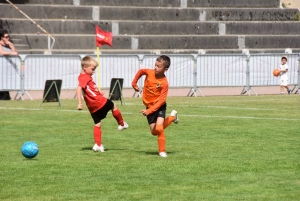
[76,86,83,110]
[132,69,147,91]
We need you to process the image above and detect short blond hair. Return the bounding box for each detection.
[81,56,98,69]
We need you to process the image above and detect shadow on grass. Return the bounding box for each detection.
[81,147,93,151]
[80,147,127,152]
[22,158,38,161]
[140,151,175,155]
[81,147,175,156]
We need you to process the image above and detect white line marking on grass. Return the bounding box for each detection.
[169,105,281,111]
[201,106,276,111]
[0,107,42,111]
[182,114,299,121]
[0,107,133,114]
[1,107,297,120]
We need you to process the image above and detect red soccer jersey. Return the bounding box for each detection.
[78,73,107,113]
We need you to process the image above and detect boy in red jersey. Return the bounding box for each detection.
[132,55,178,158]
[76,56,128,152]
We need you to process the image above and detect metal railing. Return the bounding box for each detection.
[0,53,299,100]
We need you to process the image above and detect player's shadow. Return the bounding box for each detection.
[22,158,38,161]
[81,147,127,152]
[81,147,93,151]
[141,151,175,156]
[81,147,174,155]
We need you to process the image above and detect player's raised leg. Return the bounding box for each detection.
[163,110,178,129]
[111,103,129,131]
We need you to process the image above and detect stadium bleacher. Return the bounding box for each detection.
[0,0,300,54]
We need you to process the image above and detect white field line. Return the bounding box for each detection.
[182,114,299,121]
[0,107,298,121]
[178,105,277,111]
[0,103,287,112]
[124,103,280,111]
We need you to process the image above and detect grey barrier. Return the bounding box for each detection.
[196,54,248,96]
[0,53,299,100]
[23,55,82,90]
[90,55,140,89]
[0,55,32,100]
[0,56,21,91]
[249,53,299,87]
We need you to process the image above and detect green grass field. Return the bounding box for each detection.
[0,95,299,201]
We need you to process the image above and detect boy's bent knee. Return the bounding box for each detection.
[94,123,101,127]
[112,103,118,111]
[155,125,164,133]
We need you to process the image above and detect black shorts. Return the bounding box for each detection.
[91,99,114,124]
[146,103,167,124]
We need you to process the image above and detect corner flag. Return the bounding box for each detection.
[96,25,112,47]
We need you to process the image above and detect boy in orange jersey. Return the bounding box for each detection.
[76,56,128,152]
[132,55,178,158]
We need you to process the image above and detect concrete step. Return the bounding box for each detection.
[3,0,280,8]
[1,0,73,5]
[2,19,300,35]
[186,0,280,8]
[10,34,300,50]
[14,44,30,50]
[1,5,298,21]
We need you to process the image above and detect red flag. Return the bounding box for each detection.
[95,25,112,47]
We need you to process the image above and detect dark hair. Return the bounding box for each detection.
[157,55,170,69]
[0,30,8,40]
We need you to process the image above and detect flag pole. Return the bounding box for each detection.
[96,46,101,90]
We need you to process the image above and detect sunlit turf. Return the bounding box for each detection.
[0,95,299,201]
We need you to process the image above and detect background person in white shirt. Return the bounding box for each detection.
[0,30,18,56]
[279,56,291,95]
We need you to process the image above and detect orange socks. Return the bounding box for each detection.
[163,116,175,129]
[94,126,102,146]
[155,125,165,152]
[151,116,174,152]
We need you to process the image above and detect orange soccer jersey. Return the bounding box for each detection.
[132,69,168,114]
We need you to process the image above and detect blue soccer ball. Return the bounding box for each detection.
[21,141,39,159]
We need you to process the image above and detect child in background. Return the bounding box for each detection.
[132,55,178,158]
[76,56,128,152]
[279,56,291,95]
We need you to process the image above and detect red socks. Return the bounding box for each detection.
[94,126,102,146]
[112,109,124,126]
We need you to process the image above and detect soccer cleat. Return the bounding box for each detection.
[92,144,105,152]
[118,122,129,131]
[170,110,179,124]
[159,152,168,158]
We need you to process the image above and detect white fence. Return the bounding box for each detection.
[23,55,82,90]
[249,54,299,86]
[0,54,299,99]
[0,56,21,91]
[197,54,247,86]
